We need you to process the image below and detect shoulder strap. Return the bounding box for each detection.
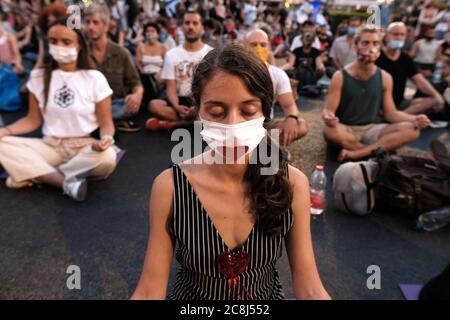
[359,163,375,212]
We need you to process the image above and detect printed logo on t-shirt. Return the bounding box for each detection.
[298,57,314,68]
[175,61,196,81]
[54,84,75,108]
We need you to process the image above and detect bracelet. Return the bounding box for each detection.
[287,114,301,124]
[101,135,115,144]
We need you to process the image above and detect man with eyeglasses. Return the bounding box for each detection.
[376,22,444,115]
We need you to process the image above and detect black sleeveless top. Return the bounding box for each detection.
[167,164,294,300]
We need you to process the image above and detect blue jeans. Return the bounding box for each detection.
[111,99,133,120]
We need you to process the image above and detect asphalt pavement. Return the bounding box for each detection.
[1,100,449,300]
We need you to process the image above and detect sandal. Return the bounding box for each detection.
[118,120,141,132]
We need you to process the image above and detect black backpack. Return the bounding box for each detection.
[375,141,450,217]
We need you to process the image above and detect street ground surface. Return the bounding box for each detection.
[1,98,449,300]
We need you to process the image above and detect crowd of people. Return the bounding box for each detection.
[0,0,449,300]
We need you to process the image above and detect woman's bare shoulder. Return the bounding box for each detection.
[152,168,174,194]
[149,168,175,220]
[287,164,309,190]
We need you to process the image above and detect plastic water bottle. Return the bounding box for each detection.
[416,206,450,231]
[432,61,444,84]
[310,165,327,215]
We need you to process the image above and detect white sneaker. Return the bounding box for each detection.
[63,179,88,201]
[6,177,35,189]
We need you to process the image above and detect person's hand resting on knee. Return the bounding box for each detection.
[413,114,431,129]
[175,104,192,119]
[124,92,143,114]
[92,136,114,152]
[323,110,339,128]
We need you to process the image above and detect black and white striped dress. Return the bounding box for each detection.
[167,164,293,300]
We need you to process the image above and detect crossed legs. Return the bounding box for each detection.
[324,122,420,162]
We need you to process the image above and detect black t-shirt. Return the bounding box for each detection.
[376,50,419,106]
[292,47,320,70]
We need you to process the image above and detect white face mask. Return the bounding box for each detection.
[49,44,78,64]
[387,39,405,50]
[200,116,266,163]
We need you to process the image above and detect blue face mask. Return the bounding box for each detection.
[387,39,405,50]
[347,27,358,37]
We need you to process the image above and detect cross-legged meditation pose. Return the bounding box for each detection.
[323,27,430,162]
[0,19,117,201]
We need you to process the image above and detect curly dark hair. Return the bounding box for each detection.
[143,22,161,38]
[191,44,292,237]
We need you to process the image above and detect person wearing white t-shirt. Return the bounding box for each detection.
[241,0,257,27]
[245,30,308,147]
[0,19,117,201]
[146,10,213,131]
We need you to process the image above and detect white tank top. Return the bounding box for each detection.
[141,54,164,74]
[414,39,441,64]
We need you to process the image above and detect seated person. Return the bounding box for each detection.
[0,17,24,74]
[323,28,430,162]
[317,24,333,53]
[135,22,167,108]
[410,27,441,79]
[108,17,125,47]
[329,16,361,70]
[131,43,331,300]
[376,22,445,115]
[317,24,336,78]
[146,10,213,131]
[282,31,326,94]
[0,19,117,201]
[246,29,309,146]
[84,3,144,132]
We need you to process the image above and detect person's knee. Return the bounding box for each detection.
[399,122,420,141]
[323,126,334,141]
[296,121,309,139]
[97,148,117,175]
[432,97,445,112]
[409,127,420,141]
[148,99,164,113]
[323,126,341,142]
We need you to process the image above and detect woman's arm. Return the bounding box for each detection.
[1,93,43,137]
[95,96,115,138]
[131,169,175,300]
[18,25,32,49]
[281,52,296,71]
[135,43,144,73]
[118,30,126,47]
[8,35,24,73]
[285,165,331,300]
[92,96,115,152]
